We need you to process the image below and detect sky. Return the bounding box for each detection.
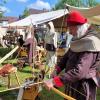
[0,0,58,17]
[0,0,100,17]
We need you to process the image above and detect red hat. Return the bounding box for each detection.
[66,11,87,26]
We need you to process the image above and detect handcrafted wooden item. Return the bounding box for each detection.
[0,64,20,88]
[17,77,40,100]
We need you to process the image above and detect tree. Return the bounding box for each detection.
[54,0,99,10]
[0,0,7,5]
[19,8,30,19]
[82,0,98,7]
[0,0,7,18]
[0,12,4,18]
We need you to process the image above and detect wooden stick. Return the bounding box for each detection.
[0,46,19,64]
[14,72,21,86]
[0,80,76,100]
[0,81,43,93]
[52,87,76,100]
[0,86,20,93]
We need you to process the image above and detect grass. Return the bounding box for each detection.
[97,89,100,100]
[0,64,64,100]
[0,60,100,100]
[0,88,64,100]
[0,86,100,100]
[0,65,33,91]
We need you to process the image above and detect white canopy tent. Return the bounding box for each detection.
[6,9,69,27]
[5,5,100,27]
[1,5,99,62]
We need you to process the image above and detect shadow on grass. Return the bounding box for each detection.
[19,69,32,74]
[0,90,19,100]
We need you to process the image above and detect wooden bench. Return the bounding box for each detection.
[0,64,20,88]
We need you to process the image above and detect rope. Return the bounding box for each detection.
[68,85,86,97]
[0,81,43,93]
[60,7,67,33]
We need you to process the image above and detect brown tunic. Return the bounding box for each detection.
[56,49,100,100]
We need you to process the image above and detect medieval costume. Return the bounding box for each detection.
[44,11,100,100]
[23,26,37,66]
[18,35,24,47]
[44,21,57,68]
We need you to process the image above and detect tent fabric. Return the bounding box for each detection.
[7,9,69,27]
[65,4,100,17]
[65,4,100,25]
[88,16,100,25]
[6,5,100,27]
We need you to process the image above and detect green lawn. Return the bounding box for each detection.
[97,89,100,100]
[0,67,99,100]
[0,87,100,100]
[0,61,100,100]
[0,66,32,91]
[0,65,64,100]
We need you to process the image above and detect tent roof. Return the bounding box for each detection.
[7,9,69,27]
[65,4,100,25]
[6,4,100,27]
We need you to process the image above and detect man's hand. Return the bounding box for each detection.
[44,79,54,90]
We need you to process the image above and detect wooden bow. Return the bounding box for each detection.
[51,87,76,100]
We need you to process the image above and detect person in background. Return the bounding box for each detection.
[44,11,100,100]
[65,32,73,48]
[23,26,37,67]
[18,35,25,47]
[59,32,67,48]
[44,21,57,76]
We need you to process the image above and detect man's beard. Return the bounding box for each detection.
[72,23,90,41]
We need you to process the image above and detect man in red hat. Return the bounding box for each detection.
[44,11,100,100]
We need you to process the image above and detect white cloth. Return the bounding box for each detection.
[46,51,57,67]
[72,23,90,40]
[70,28,100,52]
[44,21,57,48]
[44,21,57,67]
